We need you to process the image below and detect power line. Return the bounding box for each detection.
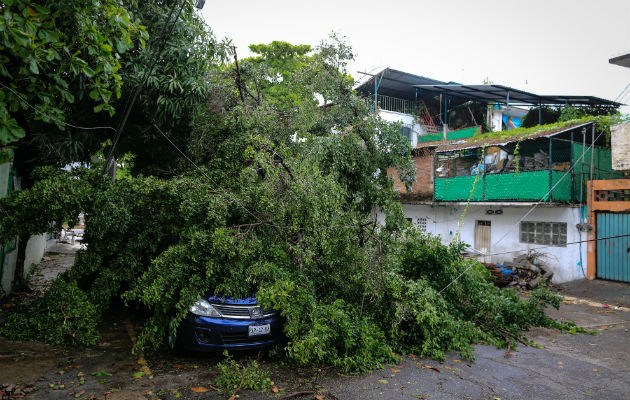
[0,82,117,133]
[105,0,189,172]
[614,81,630,103]
[480,233,629,258]
[439,232,630,294]
[152,122,262,223]
[153,123,378,233]
[491,125,604,250]
[440,124,606,293]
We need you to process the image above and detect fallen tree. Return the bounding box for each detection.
[0,37,569,372]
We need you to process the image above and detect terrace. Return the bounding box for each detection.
[431,120,624,203]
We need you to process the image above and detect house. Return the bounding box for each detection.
[356,68,626,283]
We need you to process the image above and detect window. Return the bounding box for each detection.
[400,126,412,145]
[520,222,567,246]
[417,217,427,232]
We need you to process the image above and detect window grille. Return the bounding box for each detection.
[400,126,412,145]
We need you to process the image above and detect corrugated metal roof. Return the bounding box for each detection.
[355,68,446,100]
[414,84,621,107]
[434,121,595,152]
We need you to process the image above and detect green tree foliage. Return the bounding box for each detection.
[0,37,566,372]
[0,0,146,161]
[6,0,229,181]
[522,105,619,128]
[0,279,100,346]
[521,107,561,128]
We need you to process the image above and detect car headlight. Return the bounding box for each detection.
[190,298,222,317]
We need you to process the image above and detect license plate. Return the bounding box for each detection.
[248,324,270,336]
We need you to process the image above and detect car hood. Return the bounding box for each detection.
[205,294,258,305]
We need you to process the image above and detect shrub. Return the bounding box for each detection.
[0,279,100,346]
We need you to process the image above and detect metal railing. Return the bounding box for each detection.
[376,94,415,115]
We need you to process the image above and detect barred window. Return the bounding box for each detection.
[520,222,567,246]
[400,126,412,145]
[417,217,427,232]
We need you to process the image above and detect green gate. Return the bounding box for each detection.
[596,213,630,282]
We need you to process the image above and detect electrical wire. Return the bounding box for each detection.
[0,82,117,132]
[439,232,630,294]
[105,0,189,170]
[153,123,372,232]
[439,124,606,293]
[476,233,630,259]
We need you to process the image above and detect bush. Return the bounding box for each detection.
[0,279,100,346]
[215,352,272,395]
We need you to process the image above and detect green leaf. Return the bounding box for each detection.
[83,66,96,78]
[91,371,112,377]
[28,59,39,74]
[10,28,31,47]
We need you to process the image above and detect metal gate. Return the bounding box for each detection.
[596,213,630,282]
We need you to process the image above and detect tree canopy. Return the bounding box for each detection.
[0,28,570,372]
[2,0,229,182]
[0,0,145,162]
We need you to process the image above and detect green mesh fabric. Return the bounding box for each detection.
[434,175,483,201]
[484,172,551,201]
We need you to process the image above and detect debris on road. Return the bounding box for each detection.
[483,253,553,289]
[0,383,35,399]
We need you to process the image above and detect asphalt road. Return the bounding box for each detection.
[0,247,628,400]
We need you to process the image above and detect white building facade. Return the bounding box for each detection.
[378,202,588,283]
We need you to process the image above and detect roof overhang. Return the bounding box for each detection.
[435,121,595,152]
[609,53,630,69]
[414,84,621,107]
[355,68,446,100]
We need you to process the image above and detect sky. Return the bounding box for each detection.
[201,0,630,112]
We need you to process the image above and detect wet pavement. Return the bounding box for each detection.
[0,245,628,400]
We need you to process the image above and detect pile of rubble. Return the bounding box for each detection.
[483,253,553,289]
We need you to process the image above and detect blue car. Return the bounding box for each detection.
[168,294,284,353]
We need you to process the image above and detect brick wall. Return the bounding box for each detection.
[388,152,434,200]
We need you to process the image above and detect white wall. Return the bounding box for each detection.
[1,248,18,297]
[379,203,588,283]
[379,109,426,148]
[23,234,47,278]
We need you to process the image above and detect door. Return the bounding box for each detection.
[596,213,630,282]
[475,220,491,262]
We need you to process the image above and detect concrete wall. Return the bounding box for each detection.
[23,234,47,278]
[379,109,426,148]
[611,123,630,171]
[378,203,588,283]
[1,248,18,297]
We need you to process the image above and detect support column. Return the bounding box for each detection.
[506,91,510,130]
[443,95,449,140]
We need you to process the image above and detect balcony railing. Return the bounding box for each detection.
[375,94,415,115]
